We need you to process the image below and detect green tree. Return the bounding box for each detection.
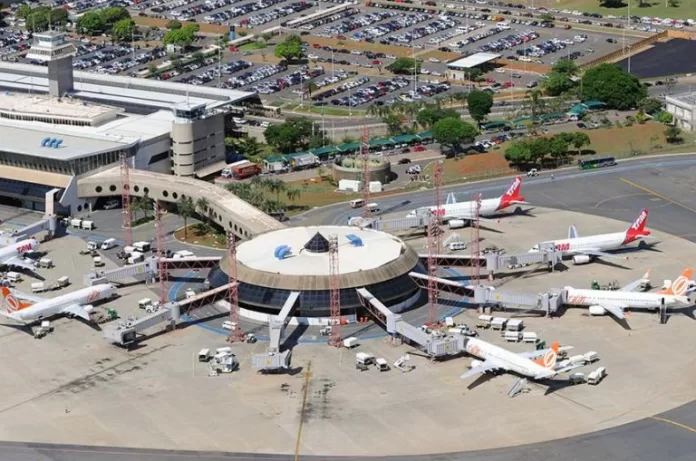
[264,117,323,153]
[286,187,302,205]
[16,5,32,20]
[432,117,478,152]
[166,19,182,30]
[548,134,570,163]
[505,140,533,167]
[195,197,211,223]
[261,32,273,43]
[525,89,545,119]
[598,0,625,7]
[386,57,420,75]
[540,13,554,23]
[416,106,459,129]
[148,63,159,77]
[304,79,318,98]
[468,68,483,81]
[163,24,199,47]
[657,111,674,124]
[176,196,195,239]
[100,6,130,28]
[466,90,494,127]
[76,12,105,35]
[665,126,683,144]
[581,64,647,110]
[571,132,591,154]
[668,0,681,6]
[274,35,304,61]
[266,178,287,204]
[382,113,404,136]
[111,18,134,43]
[638,97,663,115]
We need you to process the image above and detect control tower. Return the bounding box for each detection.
[25,31,76,98]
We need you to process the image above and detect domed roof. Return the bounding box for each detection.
[304,232,330,253]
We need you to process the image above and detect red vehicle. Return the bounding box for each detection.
[229,46,238,52]
[503,81,515,88]
[485,77,496,83]
[312,43,322,49]
[232,164,261,179]
[413,145,427,152]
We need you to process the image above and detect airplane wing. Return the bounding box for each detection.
[620,270,651,292]
[568,248,618,259]
[4,256,38,273]
[517,345,574,360]
[460,359,507,379]
[60,304,92,322]
[9,289,45,304]
[555,363,586,374]
[0,310,22,322]
[597,302,628,319]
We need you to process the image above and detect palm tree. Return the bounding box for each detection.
[286,187,301,205]
[525,89,544,119]
[195,196,210,223]
[143,28,152,47]
[140,192,154,219]
[266,178,287,204]
[304,79,318,106]
[176,196,195,239]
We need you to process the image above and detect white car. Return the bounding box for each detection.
[429,57,440,63]
[222,320,238,330]
[103,199,119,210]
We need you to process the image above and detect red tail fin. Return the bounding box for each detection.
[624,209,650,243]
[497,176,525,210]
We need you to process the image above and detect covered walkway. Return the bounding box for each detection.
[77,166,285,238]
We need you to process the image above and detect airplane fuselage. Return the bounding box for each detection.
[411,198,508,221]
[0,238,40,266]
[534,231,636,256]
[464,337,553,380]
[565,288,682,310]
[12,285,116,321]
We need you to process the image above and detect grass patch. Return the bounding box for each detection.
[174,223,228,249]
[131,215,155,227]
[424,151,517,185]
[239,41,267,51]
[519,0,696,20]
[283,104,366,116]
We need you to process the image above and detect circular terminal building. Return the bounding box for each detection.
[208,226,424,318]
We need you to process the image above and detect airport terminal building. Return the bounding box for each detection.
[0,31,259,214]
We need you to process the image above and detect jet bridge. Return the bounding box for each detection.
[472,286,564,316]
[409,271,473,296]
[356,288,461,358]
[84,258,158,286]
[419,248,562,279]
[252,291,300,371]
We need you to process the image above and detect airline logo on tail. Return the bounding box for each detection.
[624,209,651,243]
[534,341,560,369]
[660,268,693,297]
[497,176,526,210]
[1,287,32,313]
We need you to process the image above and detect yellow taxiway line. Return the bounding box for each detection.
[619,178,696,215]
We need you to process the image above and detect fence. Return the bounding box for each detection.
[579,31,668,70]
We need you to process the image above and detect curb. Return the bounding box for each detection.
[293,151,696,218]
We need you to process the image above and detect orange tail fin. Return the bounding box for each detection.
[661,268,693,296]
[534,341,560,369]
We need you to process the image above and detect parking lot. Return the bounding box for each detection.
[1,0,643,108]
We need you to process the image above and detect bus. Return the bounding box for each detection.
[578,156,616,170]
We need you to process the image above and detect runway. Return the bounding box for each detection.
[5,154,696,461]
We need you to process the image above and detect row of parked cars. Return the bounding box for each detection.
[327,77,411,107]
[321,11,396,39]
[300,7,360,32]
[384,15,459,47]
[0,30,29,57]
[312,75,368,102]
[448,24,504,50]
[242,1,313,27]
[477,29,539,54]
[516,38,576,59]
[253,66,324,95]
[225,63,287,89]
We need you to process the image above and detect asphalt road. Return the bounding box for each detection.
[4,154,696,460]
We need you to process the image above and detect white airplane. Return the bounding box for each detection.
[0,238,41,272]
[407,176,527,222]
[529,209,651,264]
[0,284,116,324]
[565,268,692,320]
[460,337,581,382]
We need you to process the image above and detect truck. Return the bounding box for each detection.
[37,258,53,269]
[504,331,521,342]
[343,337,359,349]
[583,351,600,363]
[133,241,151,253]
[375,357,390,371]
[173,250,195,259]
[80,241,98,255]
[355,352,375,366]
[587,367,607,385]
[127,251,145,264]
[70,218,82,228]
[231,162,261,180]
[476,314,492,329]
[80,220,95,230]
[93,256,105,267]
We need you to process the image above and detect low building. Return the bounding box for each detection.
[665,92,696,131]
[446,52,501,81]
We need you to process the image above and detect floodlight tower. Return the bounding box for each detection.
[226,233,245,343]
[120,153,132,247]
[155,200,167,306]
[426,161,443,326]
[360,127,371,218]
[470,192,482,286]
[328,234,342,347]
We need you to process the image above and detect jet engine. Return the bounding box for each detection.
[83,304,95,314]
[470,359,484,369]
[572,255,591,265]
[588,305,606,316]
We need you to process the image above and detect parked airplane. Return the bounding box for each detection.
[0,284,116,324]
[0,238,40,272]
[564,268,691,320]
[460,337,581,381]
[407,176,527,221]
[529,209,651,264]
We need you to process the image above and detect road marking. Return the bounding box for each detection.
[295,360,312,461]
[593,193,650,209]
[620,177,696,214]
[650,416,696,434]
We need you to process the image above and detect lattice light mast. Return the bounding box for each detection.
[120,153,132,247]
[426,161,443,326]
[328,234,342,347]
[155,200,167,306]
[226,233,245,343]
[470,192,482,286]
[360,127,371,218]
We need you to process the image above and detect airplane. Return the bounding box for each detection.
[460,337,582,382]
[529,209,652,265]
[407,176,527,222]
[0,238,41,272]
[0,284,116,324]
[564,268,692,320]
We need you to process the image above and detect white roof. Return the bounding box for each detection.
[0,92,118,121]
[447,52,501,69]
[237,226,406,276]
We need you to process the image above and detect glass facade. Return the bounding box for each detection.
[207,262,426,318]
[0,148,132,175]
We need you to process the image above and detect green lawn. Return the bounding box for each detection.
[239,41,267,51]
[522,0,696,20]
[283,103,366,116]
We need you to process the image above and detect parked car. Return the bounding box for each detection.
[398,158,412,164]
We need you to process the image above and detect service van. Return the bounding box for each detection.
[133,241,151,253]
[127,251,145,264]
[80,220,95,230]
[448,241,467,251]
[349,199,365,209]
[587,367,606,385]
[6,272,21,283]
[101,238,117,250]
[198,349,212,362]
[504,331,521,342]
[70,218,82,228]
[138,298,153,309]
[37,258,53,268]
[173,250,195,259]
[366,202,379,212]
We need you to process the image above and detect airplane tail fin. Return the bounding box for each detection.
[660,268,693,297]
[534,341,559,369]
[0,286,33,313]
[625,209,650,242]
[497,176,526,209]
[568,225,579,239]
